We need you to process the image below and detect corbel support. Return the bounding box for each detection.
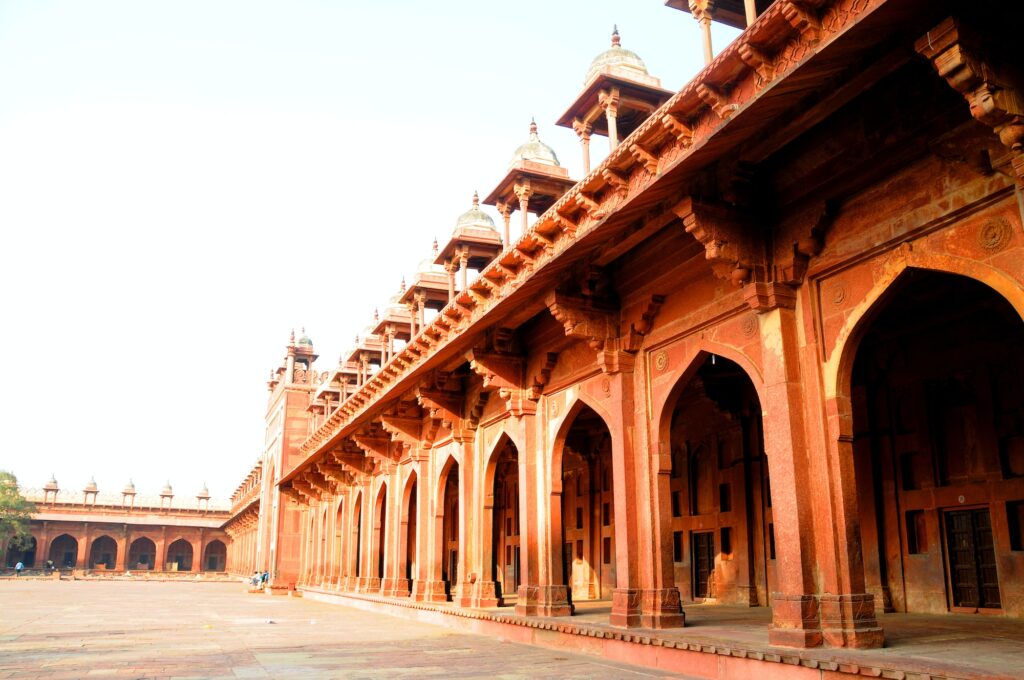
[623,294,666,352]
[545,291,617,351]
[629,143,659,174]
[738,42,776,83]
[696,83,738,119]
[601,168,630,198]
[379,415,423,450]
[780,1,821,44]
[915,18,1024,184]
[673,197,758,285]
[353,433,397,463]
[467,350,525,392]
[660,113,694,146]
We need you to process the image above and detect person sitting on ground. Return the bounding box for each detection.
[261,571,269,587]
[251,571,261,588]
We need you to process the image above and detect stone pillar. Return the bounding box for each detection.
[156,528,167,571]
[36,523,50,569]
[599,90,620,151]
[410,454,432,601]
[536,406,573,618]
[689,0,715,65]
[445,262,457,300]
[190,537,203,573]
[601,353,648,628]
[358,481,374,591]
[115,527,128,572]
[508,413,543,617]
[496,201,512,248]
[744,0,757,26]
[454,435,475,608]
[572,119,593,176]
[76,524,90,570]
[639,358,686,629]
[514,182,532,241]
[759,306,829,648]
[458,252,469,293]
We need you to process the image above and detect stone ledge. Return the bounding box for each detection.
[299,587,972,680]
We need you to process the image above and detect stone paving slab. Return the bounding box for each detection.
[0,581,692,679]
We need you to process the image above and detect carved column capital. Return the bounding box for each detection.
[572,118,593,140]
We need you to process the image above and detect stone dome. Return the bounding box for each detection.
[123,479,136,494]
[297,327,313,347]
[197,483,210,499]
[44,475,58,491]
[454,192,496,231]
[510,119,560,167]
[584,26,650,85]
[83,476,98,493]
[161,481,174,496]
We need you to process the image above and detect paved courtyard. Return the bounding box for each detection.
[0,580,690,679]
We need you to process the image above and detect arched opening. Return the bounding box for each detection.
[88,535,117,570]
[664,353,771,605]
[848,270,1024,615]
[351,492,363,581]
[400,471,418,596]
[437,457,460,600]
[372,482,388,589]
[49,534,78,568]
[6,535,37,568]
[334,496,345,584]
[128,537,156,570]
[488,436,520,606]
[203,540,226,571]
[558,403,615,603]
[166,539,193,572]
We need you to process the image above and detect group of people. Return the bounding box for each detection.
[13,560,59,576]
[250,570,269,589]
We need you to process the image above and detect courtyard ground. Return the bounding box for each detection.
[0,580,690,679]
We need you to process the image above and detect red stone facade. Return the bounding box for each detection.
[11,485,229,573]
[229,0,1024,660]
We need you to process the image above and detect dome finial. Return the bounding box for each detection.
[373,307,379,322]
[612,25,620,47]
[400,276,406,293]
[432,237,439,256]
[289,328,296,344]
[472,190,479,207]
[529,117,538,136]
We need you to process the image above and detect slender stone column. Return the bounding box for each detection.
[514,182,533,241]
[572,120,593,175]
[454,435,475,608]
[445,262,457,300]
[115,529,128,571]
[77,525,90,570]
[410,455,433,601]
[689,0,715,65]
[599,90,620,151]
[496,201,512,248]
[744,0,757,26]
[459,252,469,293]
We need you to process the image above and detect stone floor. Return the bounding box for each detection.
[0,580,692,679]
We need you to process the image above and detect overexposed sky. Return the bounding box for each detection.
[0,1,737,499]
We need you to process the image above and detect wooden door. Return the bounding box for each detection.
[945,508,1001,610]
[692,531,715,600]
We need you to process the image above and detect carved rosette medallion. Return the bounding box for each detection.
[829,280,847,305]
[600,377,611,395]
[978,218,1011,252]
[654,350,668,372]
[741,313,757,337]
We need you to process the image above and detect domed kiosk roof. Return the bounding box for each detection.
[584,26,651,85]
[454,192,496,232]
[510,119,560,168]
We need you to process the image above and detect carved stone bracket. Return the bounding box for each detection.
[353,432,397,463]
[781,1,822,44]
[774,201,833,285]
[601,168,630,198]
[696,83,738,119]
[623,295,666,351]
[629,143,659,174]
[915,18,1024,185]
[660,113,694,146]
[673,197,760,285]
[379,414,422,450]
[468,350,525,392]
[545,291,617,351]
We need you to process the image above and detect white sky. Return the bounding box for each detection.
[0,1,738,499]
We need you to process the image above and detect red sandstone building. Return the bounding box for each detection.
[228,0,1023,674]
[8,478,230,573]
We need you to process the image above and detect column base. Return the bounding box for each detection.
[768,592,823,648]
[417,579,449,603]
[819,593,885,648]
[522,585,573,617]
[467,580,501,608]
[385,578,411,598]
[610,588,643,628]
[379,578,398,596]
[640,588,685,629]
